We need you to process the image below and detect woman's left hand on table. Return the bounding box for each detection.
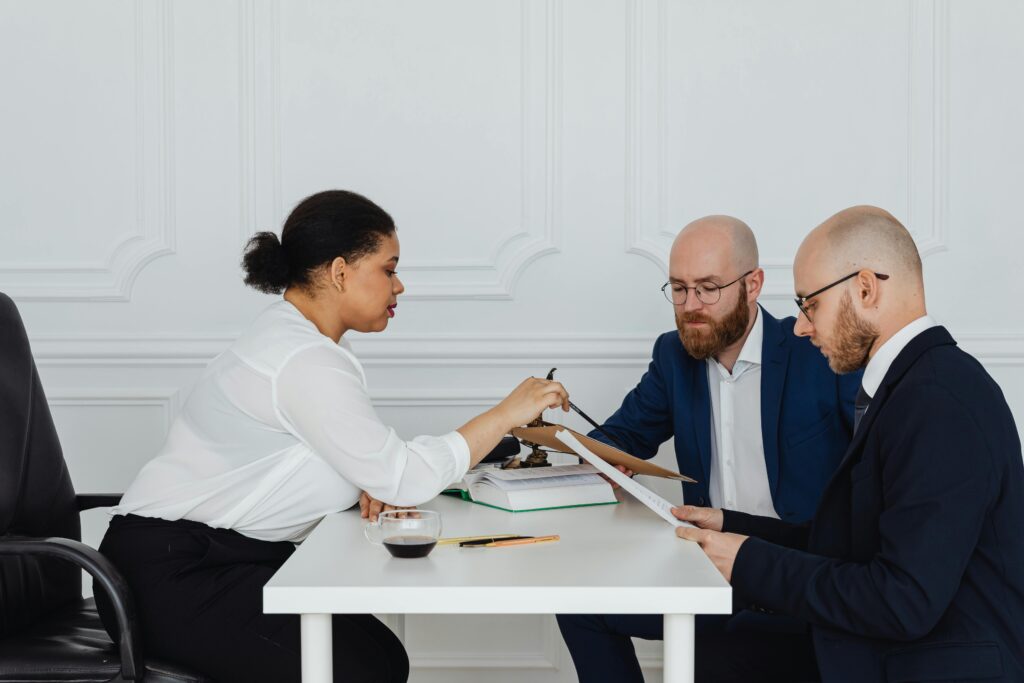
[359,490,415,522]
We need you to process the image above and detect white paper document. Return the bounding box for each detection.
[555,429,694,528]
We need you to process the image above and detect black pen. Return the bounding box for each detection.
[545,368,630,453]
[458,535,533,547]
[567,401,631,453]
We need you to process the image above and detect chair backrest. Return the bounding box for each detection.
[0,292,82,637]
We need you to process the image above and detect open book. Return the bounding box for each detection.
[447,463,617,512]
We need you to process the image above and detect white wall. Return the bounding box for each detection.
[3,1,1023,680]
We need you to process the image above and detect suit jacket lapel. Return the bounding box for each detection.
[832,326,958,475]
[692,358,712,487]
[759,307,788,499]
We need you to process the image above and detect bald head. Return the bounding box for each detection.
[798,205,923,286]
[670,215,759,275]
[792,206,927,369]
[668,215,763,366]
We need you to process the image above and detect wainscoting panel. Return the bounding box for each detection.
[6,1,1023,680]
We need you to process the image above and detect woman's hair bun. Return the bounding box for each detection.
[242,231,290,294]
[240,190,396,295]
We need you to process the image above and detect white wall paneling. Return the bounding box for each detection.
[240,0,563,299]
[5,1,1024,681]
[0,0,175,301]
[400,615,565,670]
[47,388,182,491]
[626,0,949,298]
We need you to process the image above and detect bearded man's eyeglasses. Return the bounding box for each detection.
[661,271,753,306]
[794,271,889,323]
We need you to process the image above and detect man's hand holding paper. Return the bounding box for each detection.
[673,526,747,583]
[671,504,746,582]
[552,427,746,582]
[670,504,723,531]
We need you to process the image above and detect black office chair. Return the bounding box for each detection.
[0,293,210,682]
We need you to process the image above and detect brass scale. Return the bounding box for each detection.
[501,368,629,470]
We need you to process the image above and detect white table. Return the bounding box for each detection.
[264,492,731,683]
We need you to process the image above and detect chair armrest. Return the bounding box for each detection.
[76,493,122,510]
[0,536,142,681]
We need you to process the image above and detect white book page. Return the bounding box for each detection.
[481,463,599,481]
[475,473,606,492]
[555,430,694,528]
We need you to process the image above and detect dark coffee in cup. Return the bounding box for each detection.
[383,535,438,558]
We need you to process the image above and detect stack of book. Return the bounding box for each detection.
[445,463,617,512]
[443,424,696,513]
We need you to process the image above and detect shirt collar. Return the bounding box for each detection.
[861,314,938,398]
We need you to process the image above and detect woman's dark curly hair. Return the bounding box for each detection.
[242,190,395,294]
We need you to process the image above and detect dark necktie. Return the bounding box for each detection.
[854,385,871,435]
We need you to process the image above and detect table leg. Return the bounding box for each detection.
[300,613,333,683]
[662,613,695,683]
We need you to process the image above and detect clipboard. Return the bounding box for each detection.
[510,422,697,483]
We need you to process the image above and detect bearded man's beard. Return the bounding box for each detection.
[823,291,879,374]
[675,284,751,360]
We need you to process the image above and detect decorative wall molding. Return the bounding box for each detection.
[624,0,950,297]
[31,335,235,368]
[957,333,1024,368]
[370,391,506,408]
[238,0,562,300]
[47,388,183,435]
[907,0,950,258]
[636,646,663,671]
[400,615,563,670]
[29,330,1024,369]
[29,333,656,368]
[0,1,176,301]
[237,0,278,252]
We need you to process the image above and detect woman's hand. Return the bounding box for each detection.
[494,377,570,428]
[458,377,569,469]
[670,504,724,532]
[359,490,414,522]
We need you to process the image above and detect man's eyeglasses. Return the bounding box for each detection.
[794,271,889,323]
[661,271,753,306]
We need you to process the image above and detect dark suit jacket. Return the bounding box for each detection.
[726,326,1024,682]
[592,306,860,522]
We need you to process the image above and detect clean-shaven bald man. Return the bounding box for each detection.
[675,207,1024,682]
[557,216,861,682]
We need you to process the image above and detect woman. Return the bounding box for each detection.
[94,190,568,682]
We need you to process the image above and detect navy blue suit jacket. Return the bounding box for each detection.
[592,307,860,522]
[726,326,1024,682]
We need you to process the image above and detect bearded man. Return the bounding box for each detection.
[557,215,860,683]
[673,207,1024,682]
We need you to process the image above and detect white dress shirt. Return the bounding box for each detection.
[860,315,938,399]
[705,308,779,518]
[113,300,471,542]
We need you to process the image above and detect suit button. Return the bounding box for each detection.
[698,497,706,505]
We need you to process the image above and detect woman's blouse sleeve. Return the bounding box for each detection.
[274,342,470,506]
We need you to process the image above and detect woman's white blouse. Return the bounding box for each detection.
[113,300,470,542]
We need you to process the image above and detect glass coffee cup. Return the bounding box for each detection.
[364,510,442,558]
